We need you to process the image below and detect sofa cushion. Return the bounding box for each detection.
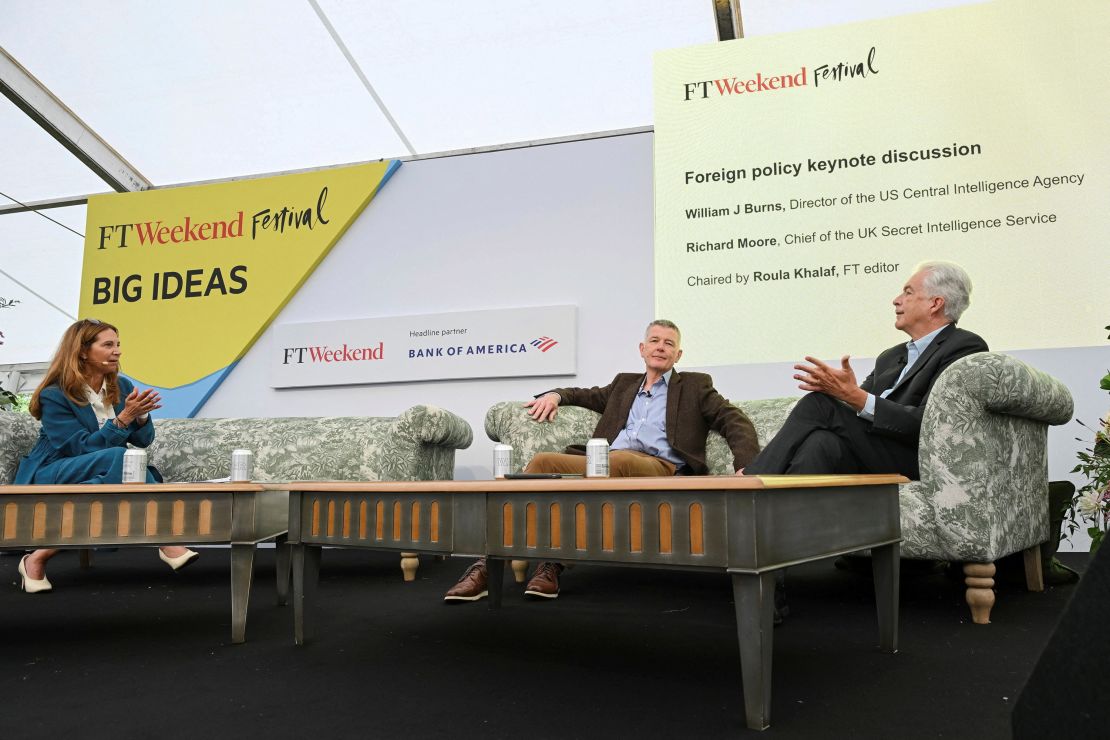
[151,405,472,483]
[150,416,377,482]
[0,410,41,484]
[705,397,800,474]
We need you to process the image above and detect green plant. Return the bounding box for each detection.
[0,384,30,414]
[1065,325,1110,552]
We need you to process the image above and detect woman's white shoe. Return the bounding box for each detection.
[18,555,53,593]
[159,548,200,571]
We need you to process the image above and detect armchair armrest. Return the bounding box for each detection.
[974,355,1075,424]
[392,404,474,450]
[484,401,600,474]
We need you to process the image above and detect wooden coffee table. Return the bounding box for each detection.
[281,473,904,731]
[0,482,288,643]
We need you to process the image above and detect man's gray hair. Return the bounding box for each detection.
[916,261,972,322]
[646,319,681,344]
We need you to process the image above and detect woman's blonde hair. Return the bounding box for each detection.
[29,318,121,419]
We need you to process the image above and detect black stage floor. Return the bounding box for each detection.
[0,548,1088,739]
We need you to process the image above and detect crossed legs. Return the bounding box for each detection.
[745,392,914,476]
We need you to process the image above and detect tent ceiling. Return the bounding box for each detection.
[1,0,978,203]
[1,0,715,200]
[1,95,109,204]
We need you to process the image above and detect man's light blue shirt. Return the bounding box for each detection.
[860,324,949,420]
[611,369,684,469]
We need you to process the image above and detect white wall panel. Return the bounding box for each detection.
[201,133,655,480]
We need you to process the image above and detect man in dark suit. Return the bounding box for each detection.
[445,319,760,602]
[745,260,988,478]
[745,261,987,624]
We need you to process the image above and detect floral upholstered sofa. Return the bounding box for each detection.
[147,406,472,485]
[0,404,474,580]
[484,352,1074,624]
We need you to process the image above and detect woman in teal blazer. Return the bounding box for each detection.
[15,318,199,593]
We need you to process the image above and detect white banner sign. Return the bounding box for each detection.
[270,305,577,388]
[652,0,1109,365]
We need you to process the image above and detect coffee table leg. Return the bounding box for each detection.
[274,534,291,606]
[230,543,256,644]
[293,544,322,645]
[871,542,900,653]
[487,557,505,610]
[732,571,776,731]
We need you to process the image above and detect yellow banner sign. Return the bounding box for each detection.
[80,161,399,413]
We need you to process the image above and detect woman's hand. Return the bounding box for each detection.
[116,387,162,427]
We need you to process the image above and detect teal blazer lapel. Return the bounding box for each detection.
[72,395,101,432]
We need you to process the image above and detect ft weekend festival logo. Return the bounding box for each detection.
[681,46,879,101]
[88,186,332,306]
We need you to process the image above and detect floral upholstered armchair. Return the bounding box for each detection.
[484,353,1074,624]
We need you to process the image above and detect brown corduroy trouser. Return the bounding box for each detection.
[524,449,676,477]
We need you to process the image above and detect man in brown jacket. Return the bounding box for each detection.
[445,319,760,602]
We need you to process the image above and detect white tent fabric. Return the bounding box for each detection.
[0,0,981,365]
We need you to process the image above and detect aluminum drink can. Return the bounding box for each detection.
[586,438,610,478]
[493,444,513,479]
[122,448,147,484]
[230,449,254,482]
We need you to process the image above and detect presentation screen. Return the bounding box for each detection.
[653,0,1107,366]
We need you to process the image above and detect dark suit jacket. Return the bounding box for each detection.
[15,376,156,484]
[551,370,759,475]
[860,324,989,446]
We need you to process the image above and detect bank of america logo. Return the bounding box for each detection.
[530,336,558,352]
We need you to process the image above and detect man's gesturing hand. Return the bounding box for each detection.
[523,392,561,422]
[793,355,868,411]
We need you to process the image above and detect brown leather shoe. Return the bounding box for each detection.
[524,562,564,599]
[444,559,488,602]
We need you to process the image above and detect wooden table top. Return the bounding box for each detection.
[259,474,908,494]
[0,482,266,495]
[0,475,908,496]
